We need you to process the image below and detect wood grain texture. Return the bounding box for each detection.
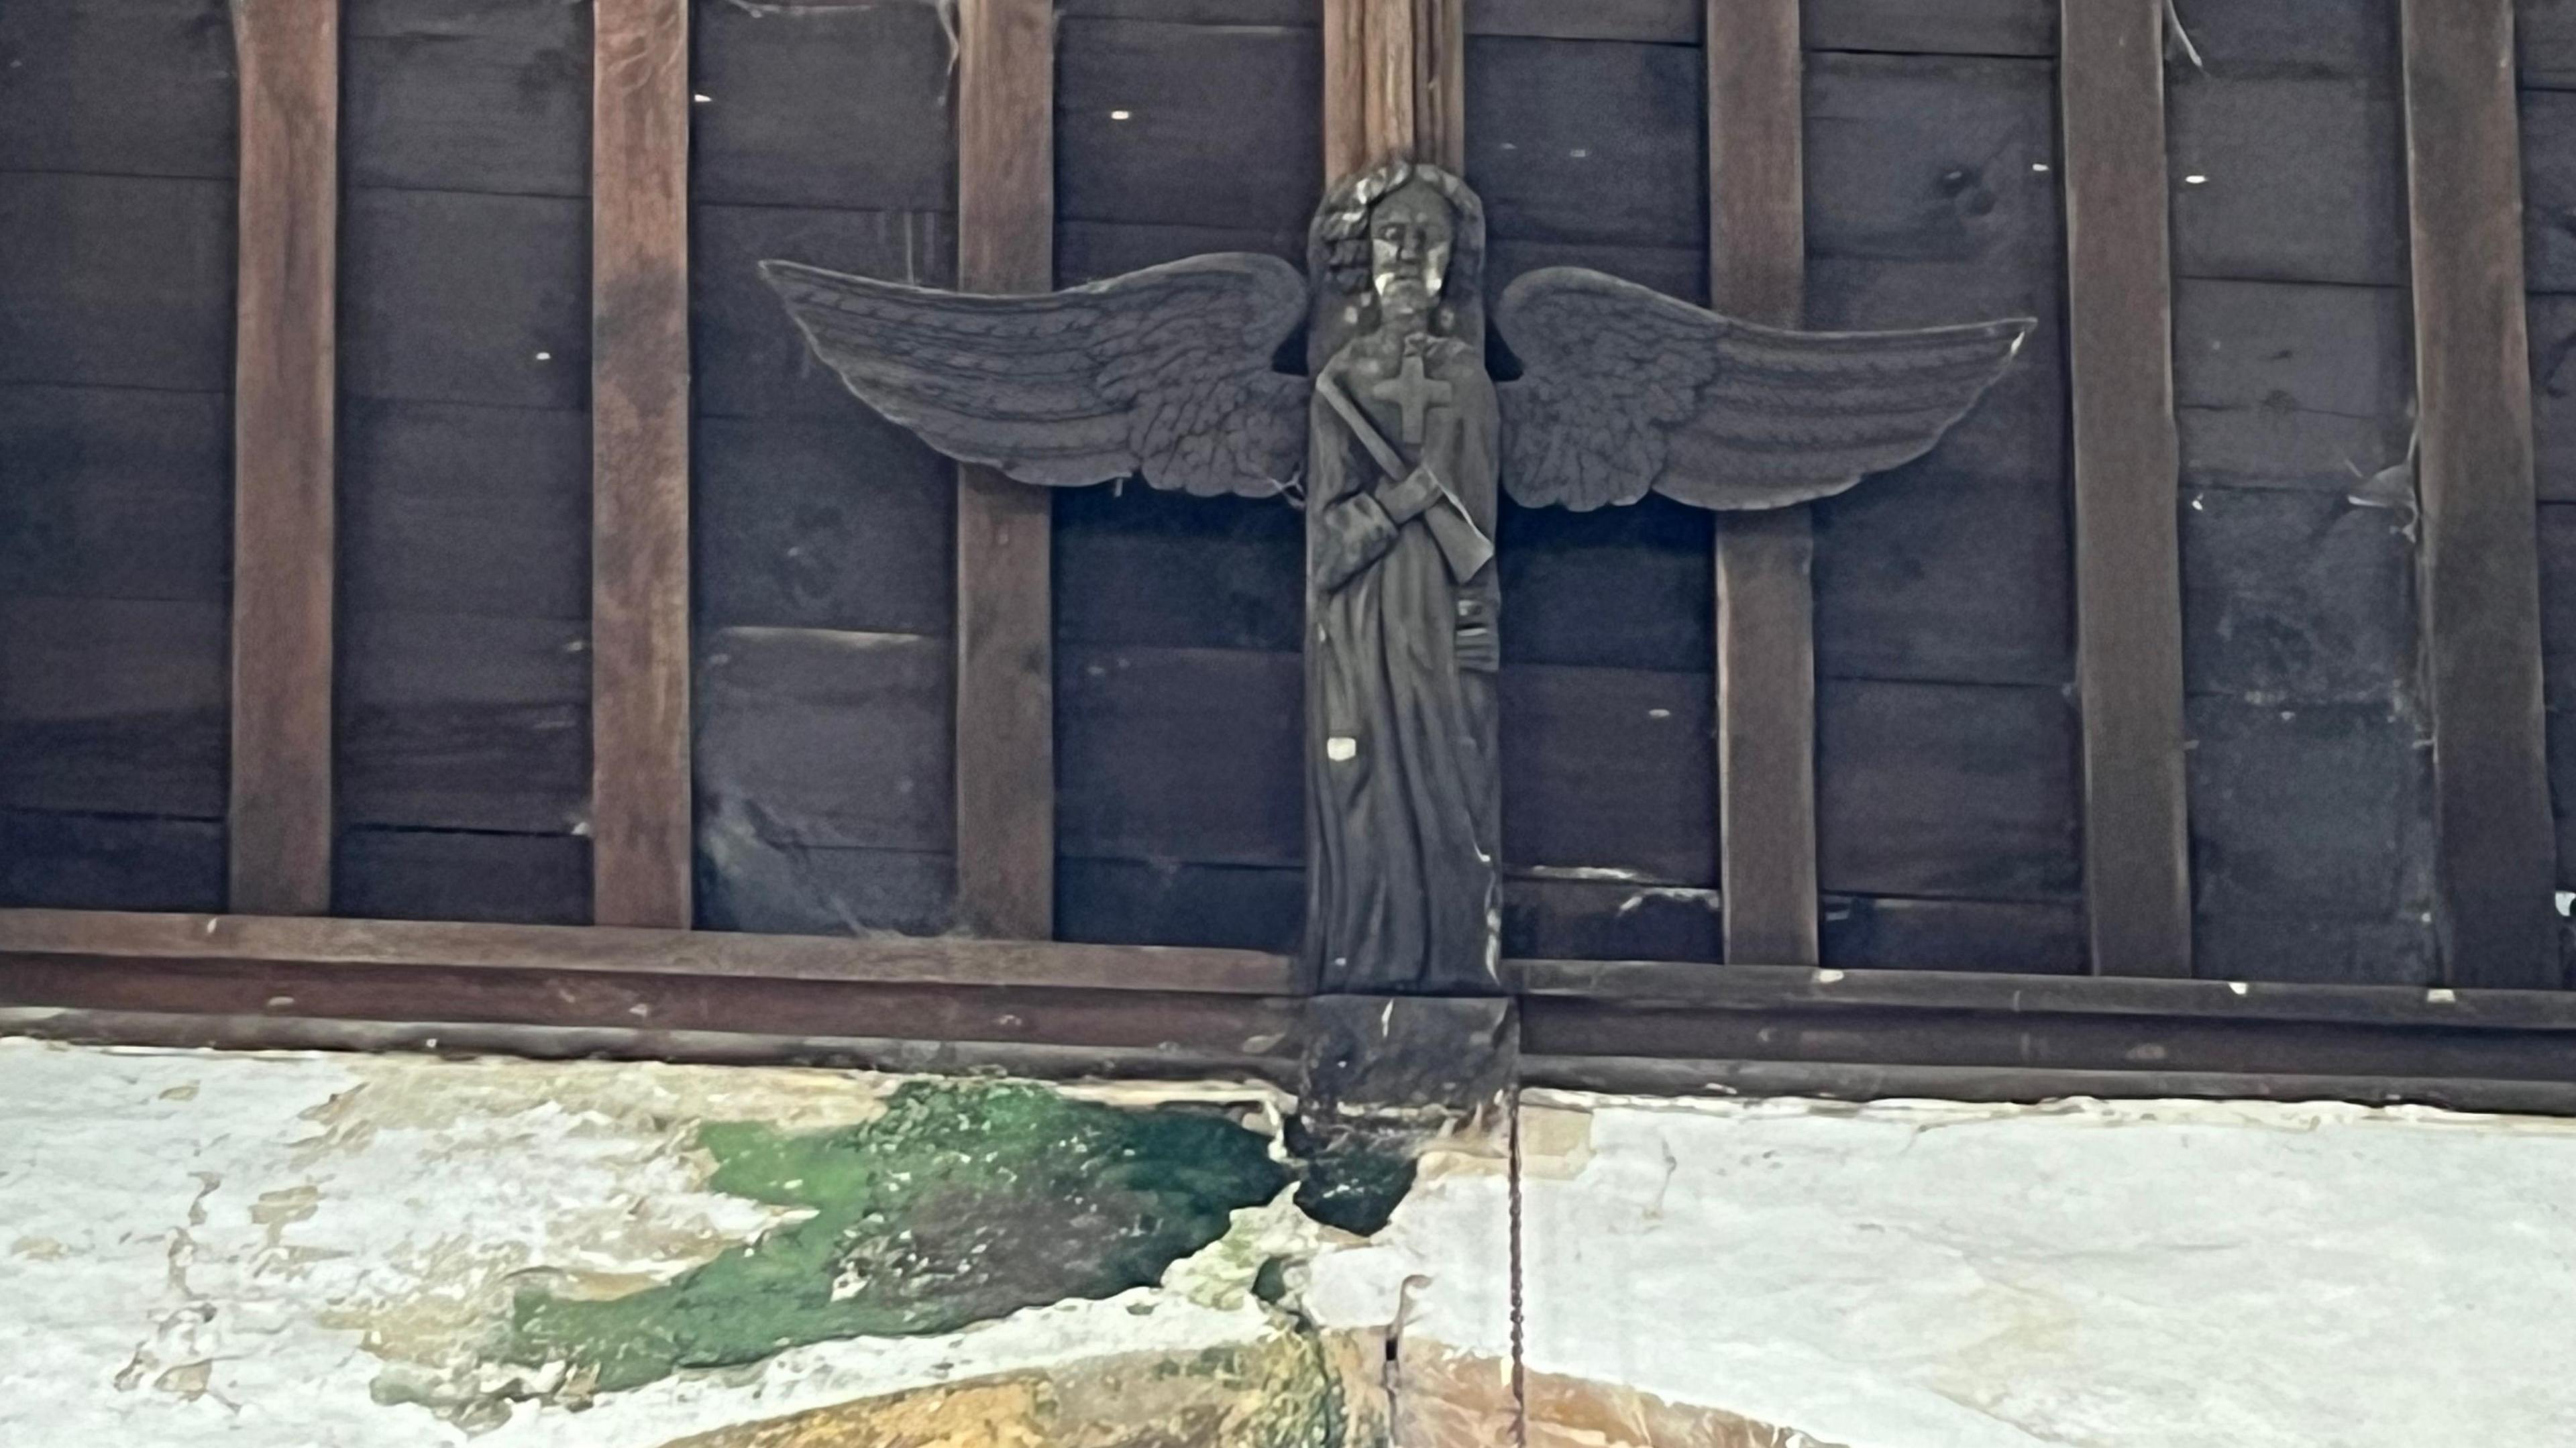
[1710,0,1817,964]
[590,0,692,927]
[228,0,338,915]
[955,0,1057,940]
[0,907,1299,995]
[1324,0,1459,178]
[2404,0,2561,986]
[2059,0,2191,977]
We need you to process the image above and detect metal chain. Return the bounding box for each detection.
[1506,1075,1529,1447]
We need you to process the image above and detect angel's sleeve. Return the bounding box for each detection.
[1311,397,1402,594]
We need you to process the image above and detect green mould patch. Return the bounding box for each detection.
[503,1080,1291,1393]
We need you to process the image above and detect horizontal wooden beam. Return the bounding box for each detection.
[0,909,1295,995]
[1509,957,2576,1032]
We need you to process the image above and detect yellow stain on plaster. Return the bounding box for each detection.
[1398,1341,1854,1448]
[158,1082,199,1101]
[10,1235,68,1261]
[151,1360,214,1402]
[657,1332,1389,1448]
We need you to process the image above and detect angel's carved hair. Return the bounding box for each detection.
[1309,160,1487,303]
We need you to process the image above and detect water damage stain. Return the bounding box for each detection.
[500,1080,1291,1394]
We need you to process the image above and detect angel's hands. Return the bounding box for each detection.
[1377,464,1443,523]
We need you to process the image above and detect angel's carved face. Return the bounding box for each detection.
[1369,182,1453,325]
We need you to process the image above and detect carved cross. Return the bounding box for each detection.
[1371,347,1454,445]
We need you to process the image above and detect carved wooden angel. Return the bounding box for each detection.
[764,161,2030,995]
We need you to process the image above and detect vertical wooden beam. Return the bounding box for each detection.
[591,0,694,928]
[2402,0,2560,987]
[2059,0,2192,977]
[1323,0,1461,179]
[954,0,1057,940]
[229,0,339,915]
[1709,0,1819,966]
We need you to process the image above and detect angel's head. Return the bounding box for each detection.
[1369,180,1452,325]
[1308,161,1487,359]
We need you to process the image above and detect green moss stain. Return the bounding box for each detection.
[503,1081,1290,1392]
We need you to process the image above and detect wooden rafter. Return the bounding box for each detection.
[2402,0,2560,986]
[2059,0,2192,976]
[954,0,1059,940]
[1709,0,1818,965]
[228,0,340,915]
[590,0,696,928]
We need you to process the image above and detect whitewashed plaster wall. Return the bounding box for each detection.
[4,1035,2574,1447]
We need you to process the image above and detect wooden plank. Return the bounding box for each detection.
[1709,0,1816,964]
[340,188,588,410]
[0,907,1299,995]
[340,611,590,834]
[2059,0,2191,976]
[689,0,953,212]
[590,0,692,927]
[1466,36,1706,251]
[2165,0,2408,288]
[1057,15,1322,237]
[1817,677,2080,901]
[228,0,338,915]
[343,0,591,199]
[0,599,228,818]
[0,812,224,914]
[1511,955,2576,1028]
[0,0,237,180]
[2404,0,2561,986]
[0,384,230,606]
[0,172,235,392]
[336,827,590,926]
[954,0,1059,940]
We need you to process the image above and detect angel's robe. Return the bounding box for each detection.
[1304,331,1503,993]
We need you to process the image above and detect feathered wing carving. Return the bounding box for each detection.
[1495,266,2034,512]
[761,252,1313,499]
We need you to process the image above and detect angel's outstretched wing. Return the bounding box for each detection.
[761,253,1312,499]
[1494,266,2032,512]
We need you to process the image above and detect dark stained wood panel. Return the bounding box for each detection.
[1805,52,2071,691]
[1497,496,1709,673]
[2404,0,2559,985]
[1057,15,1323,237]
[694,626,953,854]
[1056,489,1306,655]
[0,598,228,819]
[694,413,955,637]
[339,186,588,410]
[1802,0,2053,56]
[343,0,591,199]
[228,0,339,914]
[1059,645,1304,869]
[1061,857,1298,952]
[0,812,225,913]
[2171,277,2416,494]
[339,611,589,834]
[698,840,953,940]
[2542,504,2576,888]
[2181,487,2418,705]
[2188,695,2437,985]
[1465,34,1706,252]
[2526,0,2576,89]
[1504,663,1717,887]
[0,172,235,392]
[0,0,237,180]
[2520,89,2576,290]
[335,827,590,925]
[2165,0,2407,286]
[0,385,230,605]
[2528,294,2576,499]
[1817,678,2082,902]
[688,0,953,212]
[340,399,590,620]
